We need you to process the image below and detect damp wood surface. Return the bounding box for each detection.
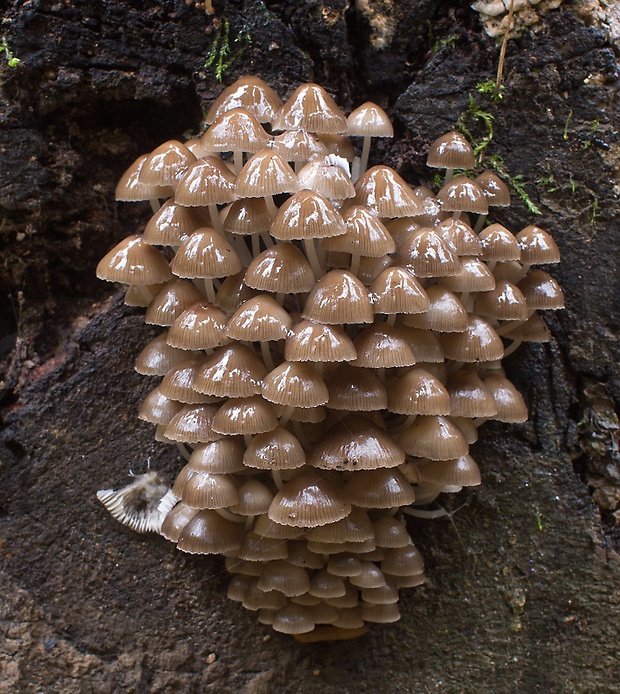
[0,1,618,693]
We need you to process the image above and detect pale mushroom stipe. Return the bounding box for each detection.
[96,77,564,641]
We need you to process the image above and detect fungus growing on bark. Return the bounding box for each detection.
[97,80,563,641]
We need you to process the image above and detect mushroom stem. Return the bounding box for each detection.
[293,420,310,450]
[474,214,487,233]
[216,508,246,523]
[359,136,372,176]
[234,150,243,175]
[265,195,278,219]
[447,360,465,375]
[149,199,161,214]
[401,506,449,519]
[351,156,361,183]
[251,233,261,258]
[260,231,274,248]
[303,238,324,278]
[278,405,295,426]
[501,338,523,357]
[244,514,255,530]
[203,278,216,304]
[275,292,286,307]
[386,313,397,327]
[460,292,474,312]
[176,442,191,460]
[259,340,275,370]
[513,263,532,283]
[350,253,361,277]
[444,168,454,185]
[208,204,223,233]
[232,236,254,267]
[271,470,284,490]
[390,413,417,434]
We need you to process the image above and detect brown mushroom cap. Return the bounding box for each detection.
[500,313,551,343]
[437,176,489,215]
[286,541,326,569]
[160,503,199,543]
[231,479,274,516]
[516,225,561,264]
[354,166,425,218]
[347,102,394,137]
[285,320,356,363]
[194,344,267,398]
[352,323,417,368]
[262,361,329,408]
[419,455,482,487]
[268,469,351,528]
[272,603,315,634]
[212,396,279,436]
[483,375,528,422]
[398,228,461,278]
[447,371,498,418]
[381,543,425,576]
[403,286,468,333]
[174,156,237,207]
[201,108,270,155]
[245,243,317,294]
[475,280,529,321]
[273,83,347,133]
[144,279,203,326]
[426,131,475,170]
[243,427,307,470]
[160,355,216,404]
[223,198,272,236]
[138,386,184,425]
[397,415,469,460]
[134,333,188,376]
[435,218,483,256]
[302,270,374,325]
[181,471,239,509]
[373,516,411,548]
[388,368,451,416]
[343,468,415,508]
[226,295,292,342]
[167,301,231,351]
[115,154,173,201]
[215,271,259,314]
[305,507,375,543]
[270,189,346,241]
[164,404,222,444]
[235,149,299,198]
[143,199,209,247]
[97,236,173,286]
[189,438,247,473]
[257,560,311,596]
[271,129,329,163]
[440,315,504,361]
[478,223,521,261]
[400,327,444,363]
[321,205,395,257]
[326,364,388,411]
[170,228,242,279]
[297,156,356,201]
[139,140,196,187]
[237,532,288,562]
[440,257,496,293]
[369,267,430,315]
[518,270,565,309]
[206,76,283,124]
[177,509,243,554]
[309,415,405,471]
[475,171,511,206]
[308,570,347,599]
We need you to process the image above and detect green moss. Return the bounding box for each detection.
[0,37,20,68]
[432,34,459,53]
[204,17,252,83]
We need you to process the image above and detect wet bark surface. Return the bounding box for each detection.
[0,1,618,692]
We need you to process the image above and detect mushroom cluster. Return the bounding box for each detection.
[97,76,563,640]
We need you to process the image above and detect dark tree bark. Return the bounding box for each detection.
[0,1,618,692]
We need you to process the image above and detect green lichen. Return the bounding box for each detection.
[204,18,251,83]
[0,37,20,68]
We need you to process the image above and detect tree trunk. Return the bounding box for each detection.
[0,1,618,692]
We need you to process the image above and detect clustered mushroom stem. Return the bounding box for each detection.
[390,413,417,434]
[260,232,274,249]
[208,204,224,233]
[359,135,372,177]
[350,253,361,277]
[275,292,286,307]
[303,238,324,278]
[264,195,278,219]
[278,405,295,426]
[271,469,284,490]
[251,233,261,258]
[244,515,255,530]
[233,150,244,175]
[149,199,161,214]
[501,339,523,357]
[203,278,216,304]
[233,236,254,267]
[401,506,449,519]
[176,442,191,461]
[216,508,246,523]
[444,168,455,185]
[474,215,487,233]
[259,340,275,370]
[460,292,474,312]
[386,313,397,327]
[292,420,310,450]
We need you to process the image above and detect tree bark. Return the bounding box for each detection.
[0,1,618,692]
